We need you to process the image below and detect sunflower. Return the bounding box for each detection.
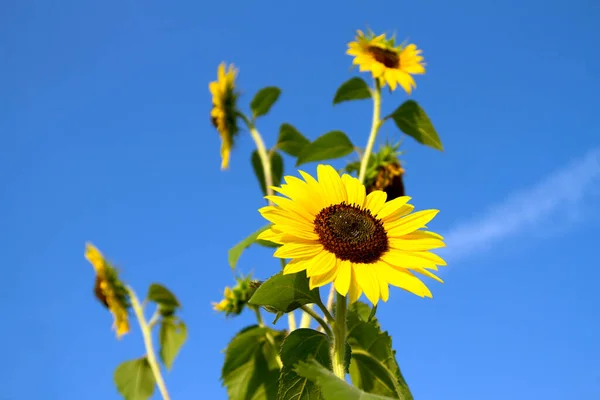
[257,165,446,305]
[85,242,130,338]
[209,62,239,170]
[347,30,425,94]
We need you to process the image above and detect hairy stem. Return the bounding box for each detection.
[331,293,347,379]
[128,287,171,400]
[358,79,382,184]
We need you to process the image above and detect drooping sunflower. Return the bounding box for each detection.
[257,165,446,305]
[347,30,425,94]
[85,242,130,338]
[209,62,239,170]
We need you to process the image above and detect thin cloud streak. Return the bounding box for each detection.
[440,148,600,262]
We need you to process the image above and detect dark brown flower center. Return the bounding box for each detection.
[314,202,388,264]
[367,45,400,69]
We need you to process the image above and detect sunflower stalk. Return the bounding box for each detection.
[240,113,299,332]
[128,287,171,400]
[331,293,348,379]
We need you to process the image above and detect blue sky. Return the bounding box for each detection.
[2,0,600,399]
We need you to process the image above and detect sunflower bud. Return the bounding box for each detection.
[368,161,405,200]
[212,275,255,317]
[85,242,131,339]
[345,141,406,201]
[209,63,240,170]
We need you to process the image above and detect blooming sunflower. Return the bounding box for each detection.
[209,62,239,170]
[85,242,130,338]
[347,30,425,94]
[257,165,446,305]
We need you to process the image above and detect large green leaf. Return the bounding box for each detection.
[278,329,332,400]
[159,316,187,371]
[296,131,354,166]
[248,271,321,315]
[251,86,281,118]
[347,302,413,400]
[388,100,443,151]
[295,360,396,400]
[114,358,155,400]
[251,150,284,196]
[147,283,180,317]
[333,77,372,105]
[222,325,285,400]
[228,224,278,270]
[276,123,310,157]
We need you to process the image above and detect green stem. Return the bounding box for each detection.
[299,304,313,329]
[300,305,333,338]
[331,293,348,379]
[358,79,382,184]
[128,287,171,400]
[254,307,284,369]
[238,112,274,200]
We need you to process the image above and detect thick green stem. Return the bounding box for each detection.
[331,293,347,379]
[128,287,171,400]
[358,80,382,184]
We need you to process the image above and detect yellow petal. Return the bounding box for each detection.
[264,195,314,222]
[364,191,387,216]
[274,243,323,259]
[373,263,390,302]
[413,268,444,283]
[310,264,339,289]
[256,228,283,244]
[334,260,352,296]
[342,174,366,207]
[306,251,337,277]
[284,258,312,274]
[348,268,363,304]
[388,236,445,251]
[385,210,440,236]
[317,165,347,205]
[376,196,412,220]
[85,242,105,273]
[381,250,441,270]
[380,265,432,298]
[353,263,380,305]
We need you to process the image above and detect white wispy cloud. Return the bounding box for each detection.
[440,148,600,262]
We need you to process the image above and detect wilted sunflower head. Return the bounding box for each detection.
[257,164,446,305]
[85,242,130,339]
[347,30,425,94]
[209,62,240,170]
[212,275,256,317]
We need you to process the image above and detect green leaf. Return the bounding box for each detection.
[147,283,180,316]
[159,316,187,371]
[296,131,354,167]
[347,302,413,400]
[333,77,372,105]
[222,325,285,400]
[278,329,332,400]
[114,358,155,400]
[276,123,310,157]
[248,271,320,314]
[228,224,279,270]
[295,360,396,400]
[251,86,281,119]
[251,150,284,196]
[388,100,443,151]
